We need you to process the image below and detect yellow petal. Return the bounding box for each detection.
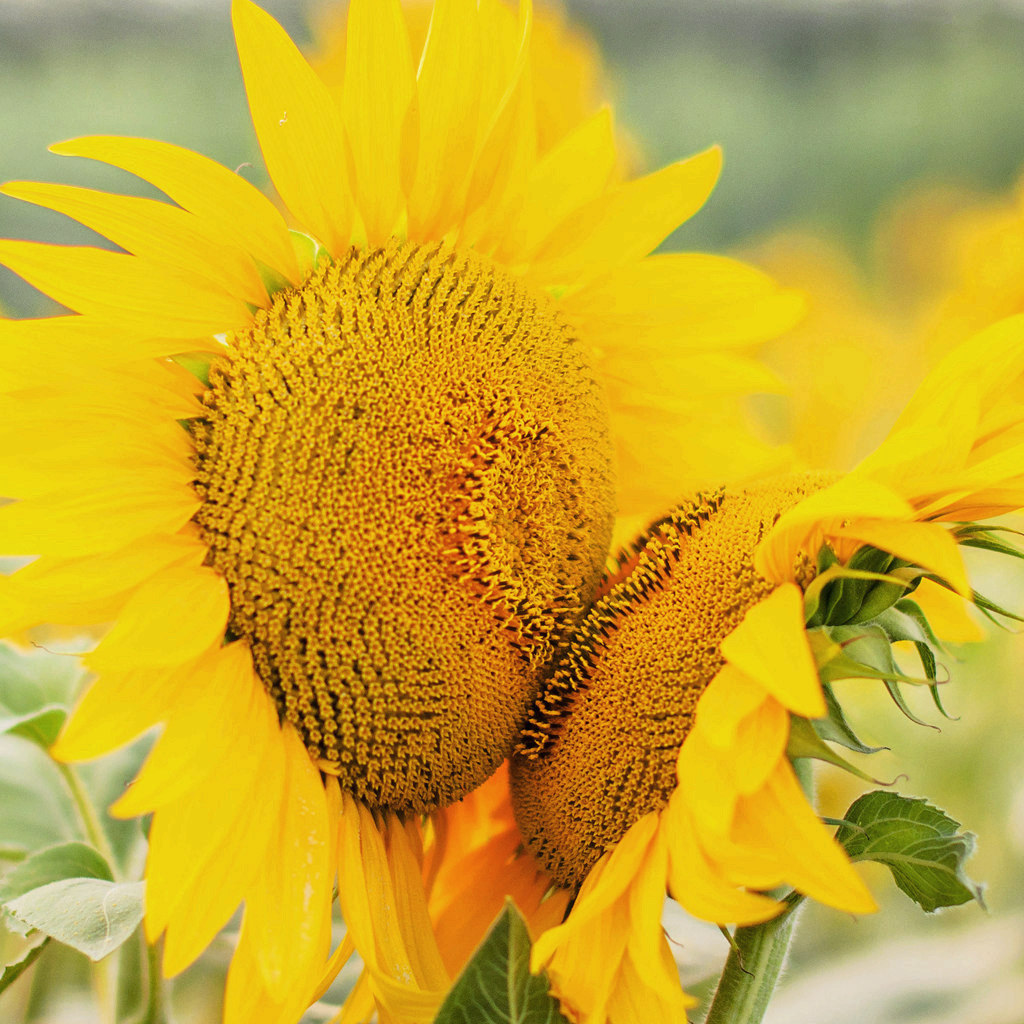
[232,0,353,255]
[52,663,183,762]
[496,105,616,264]
[245,724,331,999]
[694,664,766,750]
[406,0,482,238]
[911,577,985,644]
[0,181,267,306]
[342,0,415,247]
[0,240,252,336]
[662,790,782,925]
[839,518,970,597]
[51,135,300,283]
[755,475,914,584]
[719,584,825,718]
[733,758,877,915]
[731,698,789,796]
[525,146,722,288]
[0,482,199,558]
[85,566,228,673]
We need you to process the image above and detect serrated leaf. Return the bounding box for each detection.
[4,878,145,961]
[433,901,569,1024]
[0,705,67,747]
[835,791,984,913]
[0,841,113,906]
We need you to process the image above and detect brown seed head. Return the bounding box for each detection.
[191,241,615,812]
[510,474,827,889]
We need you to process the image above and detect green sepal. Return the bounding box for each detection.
[805,546,921,628]
[288,229,331,278]
[787,716,883,784]
[813,683,886,755]
[835,791,985,913]
[171,351,215,387]
[433,901,569,1024]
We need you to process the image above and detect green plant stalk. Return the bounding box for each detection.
[139,938,168,1024]
[55,762,119,1024]
[701,896,803,1024]
[56,762,117,872]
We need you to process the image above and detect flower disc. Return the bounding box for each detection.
[510,475,824,888]
[192,242,615,812]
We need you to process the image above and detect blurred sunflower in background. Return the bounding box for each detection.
[0,0,803,1021]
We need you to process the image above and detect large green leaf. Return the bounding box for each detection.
[0,841,113,907]
[835,791,984,913]
[0,736,79,852]
[433,902,569,1024]
[3,878,145,961]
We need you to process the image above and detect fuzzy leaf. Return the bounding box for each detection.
[0,841,113,906]
[836,791,984,913]
[0,705,68,748]
[433,901,568,1024]
[0,933,47,995]
[3,878,144,961]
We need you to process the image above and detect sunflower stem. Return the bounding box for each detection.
[139,938,169,1024]
[701,895,803,1024]
[56,762,117,872]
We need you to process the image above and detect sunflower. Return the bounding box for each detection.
[0,0,800,1020]
[407,314,1024,1024]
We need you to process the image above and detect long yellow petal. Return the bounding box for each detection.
[0,481,199,557]
[719,584,825,718]
[51,135,300,283]
[496,105,616,264]
[0,181,267,306]
[839,518,970,596]
[525,146,722,288]
[662,792,782,926]
[0,240,252,336]
[52,663,184,762]
[343,0,415,246]
[85,566,228,673]
[232,0,353,255]
[732,759,877,915]
[406,0,482,238]
[245,725,331,999]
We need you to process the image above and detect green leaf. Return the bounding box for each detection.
[433,901,569,1024]
[0,736,80,852]
[0,643,82,714]
[835,791,985,913]
[0,933,48,996]
[0,841,114,906]
[3,878,145,961]
[0,704,67,747]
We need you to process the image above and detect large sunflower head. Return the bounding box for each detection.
[0,0,801,1019]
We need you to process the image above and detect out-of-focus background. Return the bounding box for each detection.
[2,1,1024,1022]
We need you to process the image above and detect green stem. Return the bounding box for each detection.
[701,897,803,1024]
[138,938,169,1024]
[56,762,117,872]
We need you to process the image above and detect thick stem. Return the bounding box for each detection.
[701,897,802,1024]
[138,938,169,1024]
